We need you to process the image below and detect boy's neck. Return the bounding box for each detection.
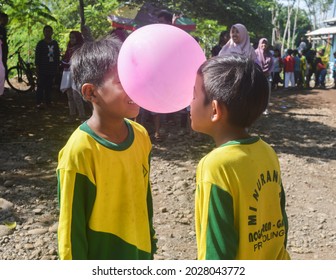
[87,116,129,144]
[211,126,250,147]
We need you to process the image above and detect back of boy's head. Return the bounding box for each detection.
[71,35,122,95]
[198,55,269,128]
[157,10,173,23]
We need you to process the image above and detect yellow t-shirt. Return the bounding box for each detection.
[57,119,156,259]
[195,136,290,260]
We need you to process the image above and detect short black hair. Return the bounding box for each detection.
[219,30,229,44]
[198,55,269,128]
[157,10,173,23]
[43,25,53,31]
[71,35,122,95]
[0,12,8,19]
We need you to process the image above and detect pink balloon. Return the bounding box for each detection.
[118,24,206,113]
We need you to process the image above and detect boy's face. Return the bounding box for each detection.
[94,68,140,119]
[190,74,212,134]
[43,27,53,40]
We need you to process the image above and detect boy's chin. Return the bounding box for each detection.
[127,109,140,119]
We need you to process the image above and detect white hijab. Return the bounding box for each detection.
[218,23,257,61]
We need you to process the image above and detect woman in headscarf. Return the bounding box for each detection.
[255,38,274,78]
[255,38,274,115]
[218,23,257,62]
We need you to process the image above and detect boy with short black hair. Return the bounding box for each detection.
[35,25,60,108]
[190,55,290,260]
[57,36,157,260]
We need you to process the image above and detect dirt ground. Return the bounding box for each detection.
[0,83,335,260]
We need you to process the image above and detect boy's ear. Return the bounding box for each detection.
[211,100,229,123]
[82,83,96,102]
[211,100,224,122]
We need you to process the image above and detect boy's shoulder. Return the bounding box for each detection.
[202,137,264,160]
[128,119,149,136]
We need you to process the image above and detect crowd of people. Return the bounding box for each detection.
[212,27,335,91]
[272,43,333,90]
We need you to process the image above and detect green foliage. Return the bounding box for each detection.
[2,0,58,67]
[191,19,228,58]
[83,0,119,39]
[278,5,312,48]
[0,0,318,70]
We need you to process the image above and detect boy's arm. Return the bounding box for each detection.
[147,150,157,258]
[57,169,95,260]
[280,183,289,249]
[196,181,238,260]
[147,182,157,258]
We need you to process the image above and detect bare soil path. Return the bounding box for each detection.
[0,85,335,260]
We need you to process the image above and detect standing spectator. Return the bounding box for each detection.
[314,57,327,89]
[145,9,180,141]
[0,12,8,78]
[333,51,336,89]
[218,23,257,63]
[299,50,308,88]
[255,38,273,114]
[305,48,316,89]
[271,48,283,90]
[110,27,128,42]
[316,36,331,67]
[283,49,295,89]
[190,55,290,260]
[297,36,308,52]
[35,25,60,108]
[0,39,5,95]
[61,30,86,122]
[255,38,273,80]
[293,50,302,88]
[211,30,229,57]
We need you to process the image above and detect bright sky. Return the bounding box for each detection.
[278,0,336,24]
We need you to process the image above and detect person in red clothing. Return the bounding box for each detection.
[283,49,295,89]
[315,57,327,89]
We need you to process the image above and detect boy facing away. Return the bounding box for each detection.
[57,36,157,260]
[190,55,290,260]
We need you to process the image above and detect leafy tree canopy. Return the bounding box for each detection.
[0,0,317,63]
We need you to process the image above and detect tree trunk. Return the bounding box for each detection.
[292,0,300,49]
[79,0,85,28]
[271,5,278,46]
[282,4,290,54]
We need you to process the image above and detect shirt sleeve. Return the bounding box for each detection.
[196,180,239,260]
[57,169,96,260]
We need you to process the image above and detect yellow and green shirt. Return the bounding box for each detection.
[195,136,290,260]
[57,119,156,260]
